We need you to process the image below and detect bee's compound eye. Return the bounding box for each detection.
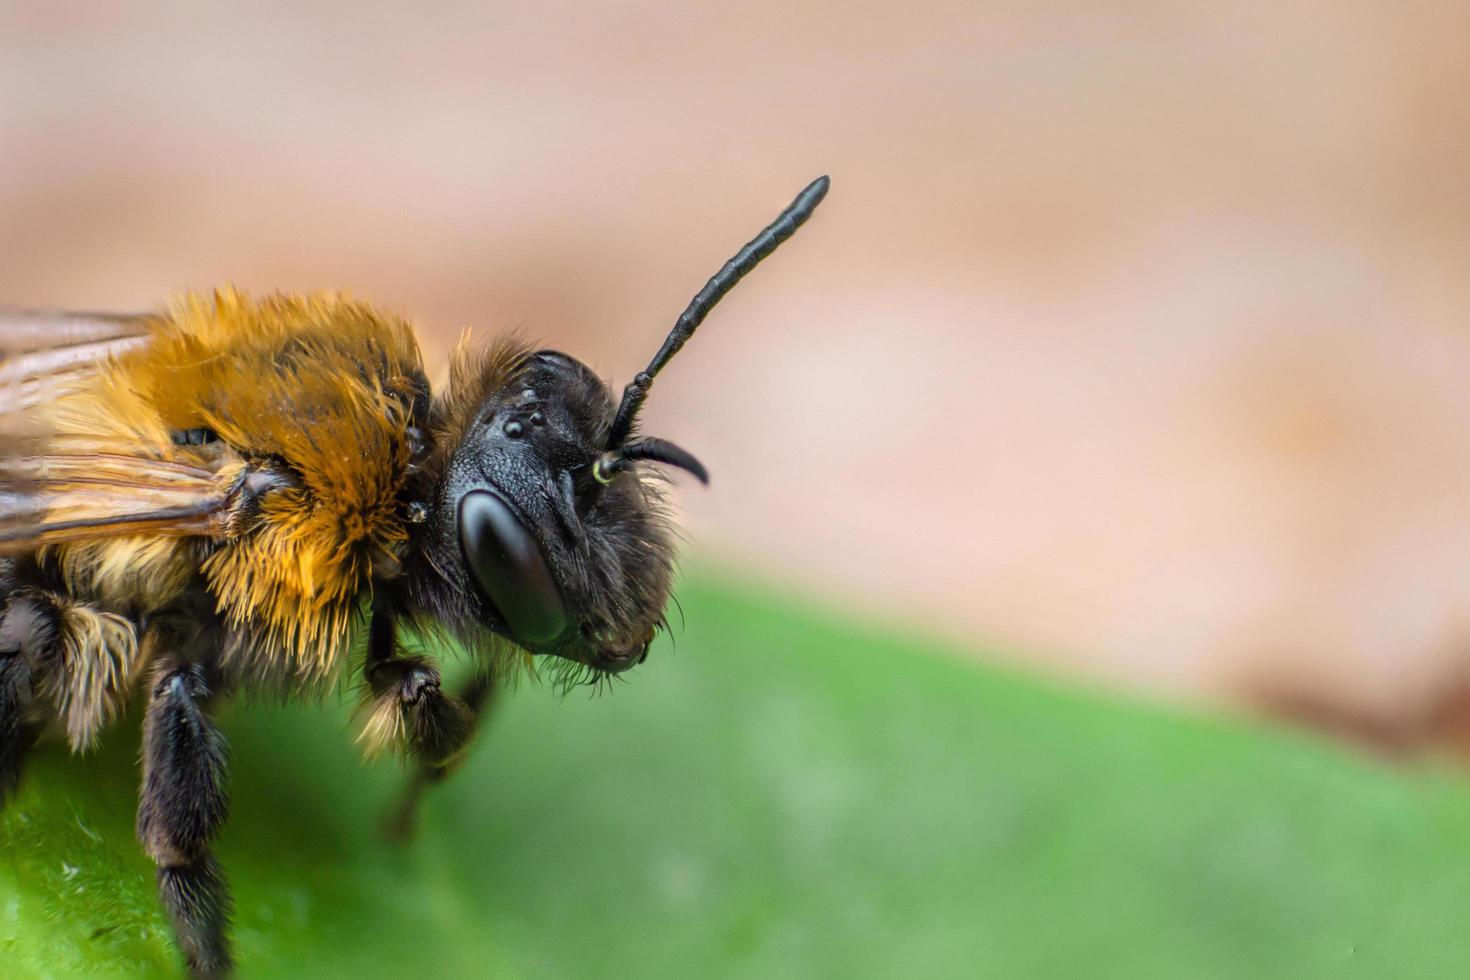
[457,490,568,648]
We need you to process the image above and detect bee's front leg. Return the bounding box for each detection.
[361,599,495,838]
[360,599,480,767]
[137,658,232,977]
[381,672,497,841]
[362,652,478,767]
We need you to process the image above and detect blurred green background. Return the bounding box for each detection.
[5,573,1470,978]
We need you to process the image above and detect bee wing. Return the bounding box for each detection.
[0,310,154,420]
[0,310,236,553]
[0,449,232,553]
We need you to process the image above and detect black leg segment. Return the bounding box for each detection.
[362,599,479,767]
[383,672,498,841]
[364,599,499,839]
[137,663,233,977]
[365,654,478,766]
[0,590,58,809]
[0,652,37,809]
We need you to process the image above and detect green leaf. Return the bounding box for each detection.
[5,572,1470,977]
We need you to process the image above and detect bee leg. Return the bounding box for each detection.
[362,600,497,838]
[0,653,37,808]
[364,654,479,763]
[0,591,59,809]
[382,672,497,841]
[360,600,478,768]
[137,662,233,977]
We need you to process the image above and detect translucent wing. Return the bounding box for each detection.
[0,310,152,417]
[0,310,236,553]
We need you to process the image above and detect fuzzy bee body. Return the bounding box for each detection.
[6,292,429,703]
[0,175,829,975]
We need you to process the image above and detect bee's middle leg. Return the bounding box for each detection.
[137,660,233,977]
[0,652,35,808]
[0,590,58,809]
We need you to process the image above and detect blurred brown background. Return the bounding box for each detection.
[5,1,1470,743]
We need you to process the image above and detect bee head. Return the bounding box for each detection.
[418,345,682,679]
[410,176,829,683]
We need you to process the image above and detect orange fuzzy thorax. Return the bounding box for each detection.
[51,288,427,683]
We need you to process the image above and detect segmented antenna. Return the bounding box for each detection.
[593,437,710,486]
[604,175,831,449]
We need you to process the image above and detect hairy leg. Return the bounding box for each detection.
[361,600,500,838]
[0,644,38,809]
[137,661,232,977]
[382,673,497,840]
[0,590,58,808]
[363,654,480,765]
[359,599,483,761]
[0,559,142,753]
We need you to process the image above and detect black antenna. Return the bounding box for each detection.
[604,174,830,449]
[594,437,709,486]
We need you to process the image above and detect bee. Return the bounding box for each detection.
[0,176,829,976]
